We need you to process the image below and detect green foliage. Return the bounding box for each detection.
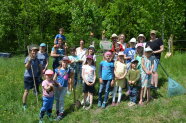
[0,0,185,52]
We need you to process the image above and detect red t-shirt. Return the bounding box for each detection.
[110,44,124,52]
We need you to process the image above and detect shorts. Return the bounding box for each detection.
[83,82,94,93]
[24,77,39,90]
[153,58,160,72]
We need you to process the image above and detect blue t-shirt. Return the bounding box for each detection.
[55,68,71,87]
[55,34,66,44]
[24,57,41,77]
[52,47,65,62]
[37,52,49,69]
[99,61,114,80]
[124,48,136,64]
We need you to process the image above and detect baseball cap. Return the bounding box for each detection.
[40,43,46,47]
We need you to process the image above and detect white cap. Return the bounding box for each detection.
[145,47,153,52]
[111,33,118,38]
[129,38,137,43]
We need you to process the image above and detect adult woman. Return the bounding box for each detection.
[76,40,87,84]
[146,30,164,89]
[136,34,146,48]
[118,34,127,50]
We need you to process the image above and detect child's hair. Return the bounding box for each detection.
[117,55,125,62]
[86,47,95,55]
[136,46,144,56]
[118,33,125,40]
[130,62,138,69]
[84,58,95,66]
[59,28,64,32]
[70,47,76,52]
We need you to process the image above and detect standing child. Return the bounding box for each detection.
[98,51,115,108]
[22,46,43,110]
[53,56,73,120]
[126,60,140,106]
[112,52,127,106]
[124,38,137,69]
[135,43,144,72]
[39,69,56,122]
[54,28,66,44]
[139,47,154,105]
[82,55,96,110]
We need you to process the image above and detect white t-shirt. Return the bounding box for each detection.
[76,47,87,60]
[82,65,96,82]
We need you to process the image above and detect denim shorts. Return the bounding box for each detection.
[24,77,39,90]
[153,58,160,72]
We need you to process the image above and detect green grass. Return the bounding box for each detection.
[0,53,186,123]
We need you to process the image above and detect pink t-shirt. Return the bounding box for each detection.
[42,80,54,97]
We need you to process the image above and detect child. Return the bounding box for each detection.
[54,28,66,44]
[22,46,43,110]
[139,47,154,105]
[68,48,80,91]
[82,55,96,110]
[135,43,144,72]
[112,52,127,106]
[126,60,140,106]
[39,69,56,122]
[113,43,121,61]
[82,46,96,64]
[98,51,114,108]
[53,56,73,120]
[124,38,137,69]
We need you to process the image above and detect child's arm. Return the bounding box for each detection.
[91,70,96,86]
[126,71,131,84]
[81,68,90,85]
[120,70,127,79]
[142,58,149,74]
[99,63,103,84]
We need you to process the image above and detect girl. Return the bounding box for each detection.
[98,51,114,108]
[82,46,96,64]
[39,69,56,122]
[53,56,73,121]
[112,52,127,106]
[126,60,140,106]
[135,43,144,72]
[22,46,43,110]
[82,55,96,110]
[139,47,154,105]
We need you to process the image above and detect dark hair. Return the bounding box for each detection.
[136,46,144,56]
[70,47,76,51]
[80,39,85,44]
[58,37,63,41]
[84,57,95,66]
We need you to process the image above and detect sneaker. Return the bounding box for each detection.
[22,104,27,111]
[67,91,71,95]
[101,103,106,109]
[150,85,155,89]
[83,105,86,109]
[55,116,62,121]
[98,101,102,107]
[128,102,136,107]
[85,105,92,110]
[111,102,116,106]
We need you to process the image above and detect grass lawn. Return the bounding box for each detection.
[0,53,186,123]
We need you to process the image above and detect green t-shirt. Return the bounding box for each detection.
[126,69,140,85]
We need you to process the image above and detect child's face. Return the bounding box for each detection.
[71,50,76,55]
[118,55,124,62]
[138,37,144,43]
[87,58,93,65]
[45,74,53,80]
[130,42,136,48]
[145,51,152,58]
[88,49,94,55]
[59,30,64,35]
[40,46,46,52]
[105,55,112,62]
[131,63,137,69]
[62,60,68,68]
[58,40,63,46]
[31,49,38,57]
[115,45,120,52]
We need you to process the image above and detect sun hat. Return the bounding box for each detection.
[131,59,139,63]
[86,55,93,59]
[150,30,156,34]
[129,38,137,43]
[118,51,124,56]
[137,34,146,40]
[111,33,118,38]
[40,43,46,47]
[136,43,143,47]
[104,51,112,56]
[45,69,54,75]
[62,56,70,62]
[145,47,153,52]
[31,46,39,50]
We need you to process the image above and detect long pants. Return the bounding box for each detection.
[40,96,54,118]
[98,80,112,104]
[54,87,67,114]
[112,86,122,103]
[129,86,138,103]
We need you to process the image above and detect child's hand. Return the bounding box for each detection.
[99,78,103,84]
[111,80,115,87]
[132,81,135,84]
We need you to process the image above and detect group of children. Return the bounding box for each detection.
[23,28,162,122]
